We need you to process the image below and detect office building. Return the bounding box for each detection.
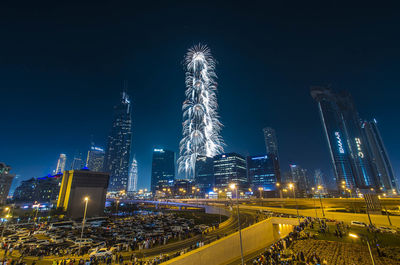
[247,155,277,191]
[55,154,67,174]
[362,119,398,193]
[214,153,247,189]
[86,146,105,172]
[313,169,324,187]
[262,127,281,183]
[289,164,310,197]
[71,155,84,170]
[195,156,214,193]
[57,169,109,218]
[151,149,175,193]
[128,157,138,192]
[103,92,132,192]
[13,173,62,203]
[0,163,14,205]
[311,86,376,191]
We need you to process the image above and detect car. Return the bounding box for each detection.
[89,248,112,258]
[351,221,367,227]
[74,238,93,246]
[50,236,64,243]
[33,230,47,235]
[377,226,397,234]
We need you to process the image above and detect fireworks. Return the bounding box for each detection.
[178,44,224,178]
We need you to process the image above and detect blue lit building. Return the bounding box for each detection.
[311,87,376,192]
[247,155,277,191]
[103,92,132,192]
[195,156,214,193]
[151,149,175,193]
[214,153,247,189]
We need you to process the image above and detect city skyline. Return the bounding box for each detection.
[1,3,400,191]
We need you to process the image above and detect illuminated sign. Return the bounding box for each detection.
[335,132,345,154]
[251,155,268,160]
[355,138,364,158]
[154,149,164,152]
[91,146,104,152]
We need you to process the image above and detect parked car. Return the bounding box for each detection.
[351,221,367,227]
[377,226,397,234]
[89,248,112,258]
[74,238,93,246]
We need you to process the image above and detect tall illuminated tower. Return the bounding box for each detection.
[55,154,67,174]
[128,157,138,192]
[178,44,224,179]
[103,91,132,192]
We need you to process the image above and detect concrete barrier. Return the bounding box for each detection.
[162,217,294,265]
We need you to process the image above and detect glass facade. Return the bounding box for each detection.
[247,155,276,191]
[214,153,247,189]
[195,155,214,192]
[103,92,132,192]
[151,149,175,192]
[311,86,375,191]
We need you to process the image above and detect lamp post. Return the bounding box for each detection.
[349,233,375,265]
[78,197,89,256]
[1,207,11,240]
[317,185,325,218]
[288,183,300,225]
[230,183,244,265]
[258,187,263,207]
[311,187,318,218]
[276,182,282,199]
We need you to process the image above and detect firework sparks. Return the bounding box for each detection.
[178,44,224,178]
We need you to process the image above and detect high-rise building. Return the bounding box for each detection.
[214,153,247,189]
[247,155,277,191]
[195,156,214,193]
[71,155,84,170]
[362,119,398,193]
[314,169,324,187]
[311,86,376,191]
[86,146,105,172]
[128,157,138,192]
[151,149,175,193]
[262,127,281,183]
[289,164,310,197]
[103,92,132,192]
[178,45,224,179]
[263,127,278,156]
[0,163,14,205]
[55,154,67,174]
[57,169,109,218]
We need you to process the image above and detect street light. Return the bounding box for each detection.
[230,183,244,265]
[1,207,11,240]
[78,196,89,256]
[311,187,318,218]
[349,233,375,265]
[288,183,300,225]
[317,185,325,218]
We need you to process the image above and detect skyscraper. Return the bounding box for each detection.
[289,164,310,197]
[214,153,247,189]
[362,119,398,193]
[0,163,14,205]
[151,149,175,193]
[86,146,105,172]
[128,157,138,192]
[195,156,214,193]
[311,86,376,191]
[178,45,224,179]
[262,127,281,183]
[71,154,84,170]
[103,92,132,192]
[247,155,277,191]
[263,127,278,156]
[55,154,67,174]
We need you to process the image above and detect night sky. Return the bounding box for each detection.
[1,2,400,191]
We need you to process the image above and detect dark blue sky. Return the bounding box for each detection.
[1,2,399,190]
